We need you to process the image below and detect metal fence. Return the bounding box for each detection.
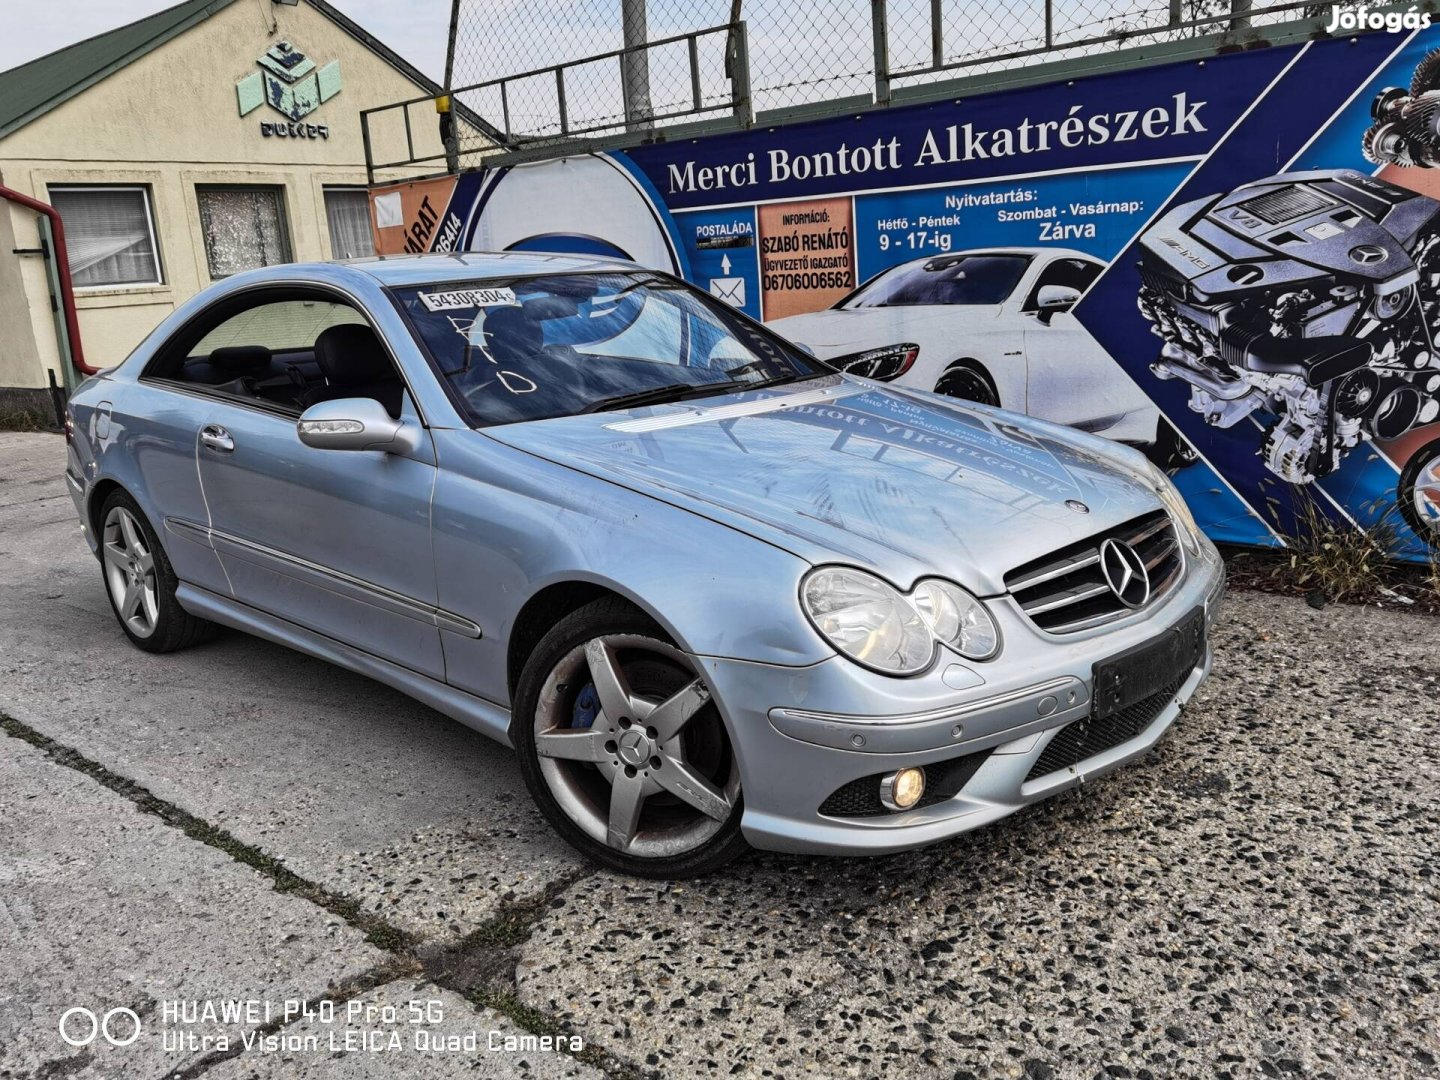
[370,0,1334,176]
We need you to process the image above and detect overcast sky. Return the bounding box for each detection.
[3,1,454,77]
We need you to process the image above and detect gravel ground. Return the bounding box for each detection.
[1,432,1436,1079]
[516,590,1440,1078]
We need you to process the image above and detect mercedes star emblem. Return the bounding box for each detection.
[1099,538,1151,608]
[1348,243,1388,265]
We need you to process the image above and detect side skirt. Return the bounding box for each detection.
[175,583,513,748]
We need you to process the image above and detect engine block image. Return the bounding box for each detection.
[1136,169,1440,484]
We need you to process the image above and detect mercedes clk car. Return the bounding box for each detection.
[64,253,1225,878]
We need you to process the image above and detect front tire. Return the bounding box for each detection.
[512,597,748,878]
[934,362,1000,406]
[98,491,218,653]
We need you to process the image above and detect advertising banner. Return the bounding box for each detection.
[372,26,1440,561]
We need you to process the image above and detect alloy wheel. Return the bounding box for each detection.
[102,505,158,639]
[532,634,739,858]
[1409,454,1440,537]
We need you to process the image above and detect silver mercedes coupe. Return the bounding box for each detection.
[64,253,1225,877]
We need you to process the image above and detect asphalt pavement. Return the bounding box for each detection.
[0,431,1434,1079]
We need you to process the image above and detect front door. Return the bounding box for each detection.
[195,392,445,679]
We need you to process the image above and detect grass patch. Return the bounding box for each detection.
[1225,485,1440,613]
[1277,491,1395,604]
[0,407,51,432]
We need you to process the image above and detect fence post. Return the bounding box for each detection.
[442,0,461,169]
[872,0,891,106]
[730,21,754,127]
[621,0,654,130]
[930,0,943,69]
[1230,0,1253,33]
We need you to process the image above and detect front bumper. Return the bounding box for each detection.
[700,539,1226,856]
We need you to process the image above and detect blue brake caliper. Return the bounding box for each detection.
[571,683,600,729]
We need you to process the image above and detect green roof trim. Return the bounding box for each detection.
[0,0,503,144]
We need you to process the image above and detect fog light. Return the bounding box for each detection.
[879,766,925,811]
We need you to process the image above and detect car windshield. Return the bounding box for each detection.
[392,271,825,425]
[844,254,1031,308]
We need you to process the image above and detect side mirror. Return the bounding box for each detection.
[297,398,419,455]
[1035,284,1081,324]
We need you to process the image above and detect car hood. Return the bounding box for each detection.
[482,376,1163,595]
[770,305,1000,355]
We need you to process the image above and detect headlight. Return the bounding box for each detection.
[830,343,919,381]
[801,567,1000,675]
[910,579,1000,661]
[1142,459,1202,555]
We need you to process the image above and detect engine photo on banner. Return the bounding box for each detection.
[1136,169,1440,545]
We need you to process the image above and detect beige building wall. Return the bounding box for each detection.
[0,0,463,390]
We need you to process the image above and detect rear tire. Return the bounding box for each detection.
[98,490,219,653]
[935,362,1000,406]
[512,596,749,878]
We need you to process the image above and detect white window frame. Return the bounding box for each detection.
[48,183,165,291]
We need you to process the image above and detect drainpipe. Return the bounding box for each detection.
[1,184,96,377]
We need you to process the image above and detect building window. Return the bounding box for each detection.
[196,186,291,278]
[48,185,163,288]
[323,188,376,260]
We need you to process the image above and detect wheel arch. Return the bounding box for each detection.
[506,577,691,699]
[86,478,129,549]
[936,357,1005,405]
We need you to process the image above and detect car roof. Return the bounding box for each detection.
[343,251,644,287]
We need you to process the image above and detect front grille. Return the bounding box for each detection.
[1005,511,1183,635]
[817,749,992,818]
[1024,673,1186,783]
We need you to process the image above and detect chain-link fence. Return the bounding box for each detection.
[365,0,1333,176]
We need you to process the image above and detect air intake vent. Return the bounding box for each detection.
[1005,511,1182,634]
[1024,673,1186,782]
[1235,185,1335,225]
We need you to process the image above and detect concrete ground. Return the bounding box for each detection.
[0,430,1435,1079]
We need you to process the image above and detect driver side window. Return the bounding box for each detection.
[147,294,408,419]
[1022,259,1102,311]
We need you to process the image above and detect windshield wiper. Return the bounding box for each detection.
[581,379,757,414]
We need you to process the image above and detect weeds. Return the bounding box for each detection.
[0,407,49,432]
[1276,490,1396,603]
[1235,483,1439,610]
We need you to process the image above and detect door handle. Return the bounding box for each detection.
[200,425,234,453]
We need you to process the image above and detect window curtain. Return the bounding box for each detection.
[49,188,160,287]
[324,189,376,260]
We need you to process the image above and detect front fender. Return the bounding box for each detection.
[906,329,1027,408]
[429,429,830,706]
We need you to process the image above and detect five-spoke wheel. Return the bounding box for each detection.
[102,504,158,639]
[96,490,218,653]
[514,599,747,877]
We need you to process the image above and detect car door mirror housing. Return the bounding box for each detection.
[297,398,419,455]
[1034,284,1081,324]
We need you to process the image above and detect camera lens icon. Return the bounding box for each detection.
[59,1007,141,1047]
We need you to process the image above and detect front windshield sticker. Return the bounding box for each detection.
[418,287,518,311]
